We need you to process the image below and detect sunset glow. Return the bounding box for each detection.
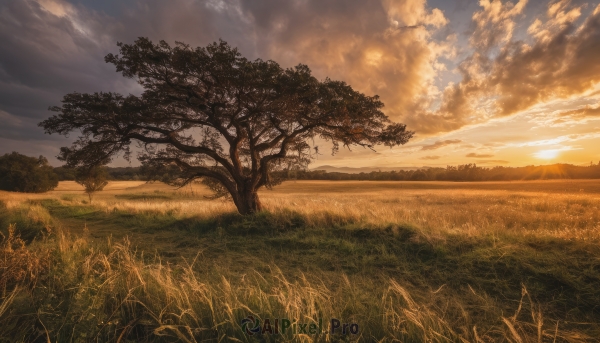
[535,150,560,160]
[0,0,599,168]
[1,1,600,340]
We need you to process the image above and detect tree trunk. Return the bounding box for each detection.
[235,190,263,215]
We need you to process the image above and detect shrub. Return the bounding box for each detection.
[75,166,108,203]
[0,152,59,193]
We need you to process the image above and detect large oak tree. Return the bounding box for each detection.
[40,38,413,214]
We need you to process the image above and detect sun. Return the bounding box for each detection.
[534,149,559,159]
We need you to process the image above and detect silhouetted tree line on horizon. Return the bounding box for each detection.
[54,162,600,183]
[279,163,600,181]
[54,166,143,181]
[5,152,599,188]
[3,151,600,195]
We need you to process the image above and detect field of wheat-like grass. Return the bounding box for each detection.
[1,180,600,342]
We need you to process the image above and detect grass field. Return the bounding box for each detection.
[1,180,600,342]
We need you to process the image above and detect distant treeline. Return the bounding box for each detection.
[278,163,600,181]
[54,163,600,182]
[54,167,144,181]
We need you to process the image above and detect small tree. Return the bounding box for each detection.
[75,166,108,203]
[0,152,59,193]
[40,38,413,215]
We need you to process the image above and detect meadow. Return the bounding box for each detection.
[1,180,600,342]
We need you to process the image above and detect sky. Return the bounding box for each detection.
[0,0,599,168]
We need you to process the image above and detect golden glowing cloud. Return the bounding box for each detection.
[36,0,72,17]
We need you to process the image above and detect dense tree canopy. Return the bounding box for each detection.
[0,152,59,193]
[40,38,413,214]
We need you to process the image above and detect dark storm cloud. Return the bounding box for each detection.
[0,0,128,144]
[0,0,251,162]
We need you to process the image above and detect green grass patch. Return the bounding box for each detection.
[0,201,53,242]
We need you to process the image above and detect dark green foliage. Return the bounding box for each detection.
[0,152,58,193]
[53,166,76,181]
[105,166,142,180]
[55,166,142,181]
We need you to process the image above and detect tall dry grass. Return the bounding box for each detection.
[0,227,587,342]
[63,182,600,242]
[5,180,600,243]
[1,180,600,341]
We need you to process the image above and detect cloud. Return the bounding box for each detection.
[1,0,599,167]
[240,0,452,124]
[0,0,454,163]
[421,139,463,150]
[485,2,600,117]
[506,133,600,152]
[470,0,528,53]
[0,1,152,134]
[557,104,600,118]
[466,153,494,158]
[0,110,22,127]
[404,0,600,135]
[0,0,244,162]
[402,0,528,134]
[476,159,510,164]
[420,155,441,160]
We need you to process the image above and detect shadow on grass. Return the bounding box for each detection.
[3,198,597,328]
[37,198,418,238]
